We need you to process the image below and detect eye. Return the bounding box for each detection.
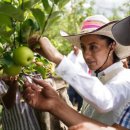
[89,44,99,52]
[80,43,85,52]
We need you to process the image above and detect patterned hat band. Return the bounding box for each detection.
[81,20,105,32]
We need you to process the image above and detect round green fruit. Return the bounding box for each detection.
[13,46,34,66]
[4,64,21,76]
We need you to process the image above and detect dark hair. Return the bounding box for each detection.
[98,35,120,63]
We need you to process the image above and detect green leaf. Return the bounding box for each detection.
[58,0,70,8]
[41,0,51,13]
[2,0,11,2]
[18,19,39,44]
[21,0,40,10]
[43,11,62,32]
[0,58,7,66]
[0,14,12,27]
[35,66,47,79]
[50,0,60,4]
[31,8,45,31]
[49,11,63,19]
[45,16,61,32]
[0,43,3,53]
[0,52,13,66]
[54,0,60,4]
[0,25,13,37]
[0,2,24,21]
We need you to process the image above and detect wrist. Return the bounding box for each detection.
[49,98,65,114]
[54,54,63,65]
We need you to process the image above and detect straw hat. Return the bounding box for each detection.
[62,15,130,59]
[112,15,130,46]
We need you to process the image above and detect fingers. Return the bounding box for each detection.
[23,86,35,104]
[23,80,31,89]
[27,34,41,51]
[69,123,88,130]
[69,125,81,130]
[23,79,41,91]
[23,82,36,98]
[69,125,79,130]
[32,78,51,89]
[1,76,18,86]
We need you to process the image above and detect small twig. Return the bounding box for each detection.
[41,2,55,35]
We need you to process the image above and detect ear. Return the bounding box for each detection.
[109,42,116,52]
[108,42,116,56]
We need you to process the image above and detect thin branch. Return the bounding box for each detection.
[41,2,55,35]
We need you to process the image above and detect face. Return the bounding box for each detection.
[80,34,114,71]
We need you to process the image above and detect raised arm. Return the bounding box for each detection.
[23,78,127,130]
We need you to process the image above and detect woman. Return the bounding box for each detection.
[26,15,130,125]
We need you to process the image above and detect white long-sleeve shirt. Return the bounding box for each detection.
[56,56,130,124]
[67,50,89,73]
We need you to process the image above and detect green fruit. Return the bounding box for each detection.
[13,46,34,66]
[4,64,21,76]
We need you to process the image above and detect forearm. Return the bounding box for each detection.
[2,86,17,109]
[39,37,64,65]
[50,100,122,130]
[50,99,106,127]
[50,91,126,130]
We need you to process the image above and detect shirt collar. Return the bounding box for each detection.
[98,61,123,77]
[92,61,124,84]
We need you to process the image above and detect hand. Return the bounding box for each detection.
[69,123,88,130]
[23,78,60,112]
[69,123,100,130]
[0,76,18,88]
[28,35,64,65]
[69,123,126,130]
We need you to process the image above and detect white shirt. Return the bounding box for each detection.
[56,56,130,124]
[67,50,88,73]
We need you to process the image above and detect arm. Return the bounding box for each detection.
[27,36,130,112]
[23,78,127,130]
[1,77,18,109]
[28,36,63,65]
[69,123,128,130]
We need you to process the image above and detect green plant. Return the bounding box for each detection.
[3,63,21,76]
[0,0,70,77]
[13,46,34,66]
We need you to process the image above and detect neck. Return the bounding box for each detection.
[96,58,114,74]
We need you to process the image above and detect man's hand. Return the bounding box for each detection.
[23,78,60,112]
[69,122,128,130]
[0,76,18,109]
[1,76,18,88]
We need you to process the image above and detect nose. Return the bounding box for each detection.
[83,49,92,60]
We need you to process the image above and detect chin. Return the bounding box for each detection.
[88,65,97,71]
